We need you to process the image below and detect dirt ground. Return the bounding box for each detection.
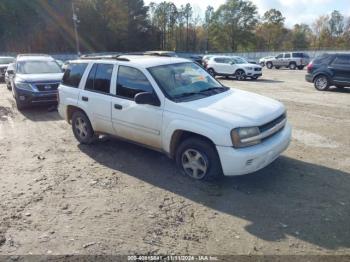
[0,68,349,256]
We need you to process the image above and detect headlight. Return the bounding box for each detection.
[15,82,35,91]
[231,127,261,148]
[245,67,253,70]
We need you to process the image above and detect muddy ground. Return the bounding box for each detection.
[0,69,349,256]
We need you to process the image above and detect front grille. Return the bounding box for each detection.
[35,83,59,92]
[258,113,286,141]
[254,68,262,72]
[32,95,57,102]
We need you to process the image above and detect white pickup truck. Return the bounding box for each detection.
[58,55,291,180]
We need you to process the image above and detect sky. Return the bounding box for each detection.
[145,0,350,28]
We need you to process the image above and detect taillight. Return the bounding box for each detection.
[307,62,313,72]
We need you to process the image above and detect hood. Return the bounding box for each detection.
[168,89,285,128]
[16,73,64,83]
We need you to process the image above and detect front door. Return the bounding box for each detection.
[111,65,163,149]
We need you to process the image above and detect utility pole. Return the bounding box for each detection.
[72,1,80,55]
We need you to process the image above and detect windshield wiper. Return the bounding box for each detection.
[199,86,228,93]
[173,92,210,99]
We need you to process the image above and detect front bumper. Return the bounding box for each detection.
[246,70,262,78]
[305,74,313,83]
[216,123,292,176]
[15,88,58,106]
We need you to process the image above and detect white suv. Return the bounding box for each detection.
[58,55,291,180]
[206,56,263,80]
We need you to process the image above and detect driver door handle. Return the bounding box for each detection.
[114,104,123,110]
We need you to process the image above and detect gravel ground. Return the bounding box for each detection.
[0,69,349,256]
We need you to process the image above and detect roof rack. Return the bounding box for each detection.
[79,54,130,62]
[17,53,51,57]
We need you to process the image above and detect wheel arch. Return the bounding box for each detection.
[169,130,218,159]
[66,105,88,124]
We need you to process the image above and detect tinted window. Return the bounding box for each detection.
[117,66,153,99]
[332,56,350,65]
[85,64,113,93]
[292,53,309,58]
[276,54,283,59]
[62,63,88,88]
[284,54,291,58]
[214,58,225,63]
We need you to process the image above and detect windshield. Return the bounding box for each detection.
[17,60,62,74]
[0,57,14,64]
[148,62,227,101]
[231,57,248,64]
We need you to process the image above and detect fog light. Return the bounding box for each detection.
[19,96,26,101]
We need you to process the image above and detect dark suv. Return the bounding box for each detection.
[305,53,350,91]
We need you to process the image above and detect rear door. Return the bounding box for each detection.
[330,55,350,85]
[213,58,227,74]
[78,63,114,134]
[111,65,163,149]
[283,53,291,67]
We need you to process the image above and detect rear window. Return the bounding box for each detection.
[62,63,88,88]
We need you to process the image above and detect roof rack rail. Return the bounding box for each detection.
[80,54,130,62]
[17,53,51,57]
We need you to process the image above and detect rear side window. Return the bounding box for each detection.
[332,56,350,66]
[284,54,291,58]
[62,63,88,88]
[85,63,113,94]
[116,66,153,100]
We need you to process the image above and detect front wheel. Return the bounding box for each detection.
[235,69,246,81]
[314,75,329,91]
[72,111,95,144]
[176,137,222,181]
[251,76,259,80]
[266,62,273,69]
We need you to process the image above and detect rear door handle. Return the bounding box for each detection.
[114,104,123,110]
[82,96,89,102]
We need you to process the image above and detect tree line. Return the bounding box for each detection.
[0,0,349,54]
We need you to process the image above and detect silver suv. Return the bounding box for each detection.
[265,52,310,70]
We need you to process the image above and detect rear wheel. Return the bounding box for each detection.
[251,76,259,80]
[289,62,297,70]
[314,75,330,91]
[72,111,95,144]
[207,68,216,77]
[176,137,222,181]
[275,66,280,69]
[266,62,273,69]
[235,69,246,81]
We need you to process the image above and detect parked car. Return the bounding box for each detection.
[265,52,310,70]
[305,53,350,91]
[11,54,64,110]
[259,56,275,67]
[205,56,263,80]
[5,63,15,90]
[0,56,15,81]
[58,55,291,181]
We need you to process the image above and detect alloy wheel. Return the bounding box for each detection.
[75,117,88,139]
[181,149,208,180]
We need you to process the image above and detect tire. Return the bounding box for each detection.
[289,62,297,70]
[336,85,345,90]
[275,66,280,69]
[15,97,25,111]
[266,62,273,69]
[235,69,246,81]
[251,76,259,80]
[207,68,216,77]
[176,137,222,181]
[260,62,265,67]
[297,66,304,70]
[72,110,95,144]
[314,75,330,91]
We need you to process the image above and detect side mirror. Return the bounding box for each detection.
[134,92,160,107]
[7,69,14,75]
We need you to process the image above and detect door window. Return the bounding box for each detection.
[276,54,283,59]
[85,63,113,94]
[284,54,291,58]
[116,66,154,100]
[62,63,88,88]
[332,56,350,66]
